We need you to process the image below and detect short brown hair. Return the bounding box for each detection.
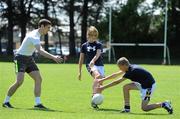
[117,57,130,66]
[38,19,51,27]
[87,26,99,38]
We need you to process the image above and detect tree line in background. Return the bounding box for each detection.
[0,0,180,60]
[97,0,180,60]
[0,0,107,56]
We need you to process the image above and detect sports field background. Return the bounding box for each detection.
[0,62,179,119]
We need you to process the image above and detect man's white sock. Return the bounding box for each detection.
[35,97,41,105]
[4,96,11,103]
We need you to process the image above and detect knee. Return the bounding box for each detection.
[15,79,24,87]
[94,76,103,85]
[35,76,42,84]
[141,106,149,112]
[123,84,130,91]
[95,74,102,80]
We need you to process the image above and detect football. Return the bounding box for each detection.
[92,93,104,105]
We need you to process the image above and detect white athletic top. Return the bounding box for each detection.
[16,29,41,56]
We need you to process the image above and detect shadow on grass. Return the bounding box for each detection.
[6,107,63,112]
[97,108,120,112]
[26,108,63,112]
[97,108,171,116]
[4,107,77,113]
[130,112,171,116]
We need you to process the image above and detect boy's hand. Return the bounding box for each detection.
[96,85,104,93]
[97,79,104,84]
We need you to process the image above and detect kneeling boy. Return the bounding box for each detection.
[97,57,173,114]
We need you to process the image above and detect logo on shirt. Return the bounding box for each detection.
[87,46,96,52]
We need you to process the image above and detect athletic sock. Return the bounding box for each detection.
[4,96,11,103]
[124,105,130,110]
[35,97,41,105]
[161,102,166,108]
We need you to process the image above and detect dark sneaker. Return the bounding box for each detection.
[121,108,130,113]
[34,104,48,109]
[162,101,173,114]
[91,102,99,109]
[2,102,14,108]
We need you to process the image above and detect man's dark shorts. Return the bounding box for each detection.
[14,54,39,73]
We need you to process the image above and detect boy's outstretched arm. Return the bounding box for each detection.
[97,77,126,92]
[98,71,124,83]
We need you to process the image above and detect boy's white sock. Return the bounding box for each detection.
[35,97,41,105]
[4,96,11,103]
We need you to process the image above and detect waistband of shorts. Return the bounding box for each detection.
[15,54,33,58]
[141,82,156,89]
[86,64,104,67]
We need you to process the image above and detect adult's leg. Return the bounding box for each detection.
[28,71,42,105]
[6,73,25,97]
[28,70,48,109]
[3,72,25,104]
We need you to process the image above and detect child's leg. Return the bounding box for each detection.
[139,84,162,111]
[141,100,162,111]
[142,100,173,114]
[90,65,104,95]
[92,70,103,95]
[122,83,139,111]
[141,95,173,114]
[140,84,173,114]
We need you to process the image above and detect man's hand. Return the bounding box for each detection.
[53,55,63,63]
[78,72,82,81]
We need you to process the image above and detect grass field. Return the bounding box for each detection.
[0,62,179,119]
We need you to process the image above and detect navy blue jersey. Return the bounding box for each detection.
[123,64,155,89]
[81,41,104,66]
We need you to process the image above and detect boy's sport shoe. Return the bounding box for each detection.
[162,101,173,114]
[121,108,130,113]
[2,102,14,108]
[91,102,99,109]
[34,104,48,109]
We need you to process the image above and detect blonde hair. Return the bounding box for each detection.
[117,57,130,66]
[87,26,99,39]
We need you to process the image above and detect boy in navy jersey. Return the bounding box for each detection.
[97,57,173,114]
[78,26,104,109]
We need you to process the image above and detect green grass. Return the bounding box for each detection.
[0,62,179,119]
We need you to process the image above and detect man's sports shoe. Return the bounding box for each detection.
[162,101,173,114]
[121,108,130,113]
[34,104,48,109]
[91,102,99,109]
[2,102,14,108]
